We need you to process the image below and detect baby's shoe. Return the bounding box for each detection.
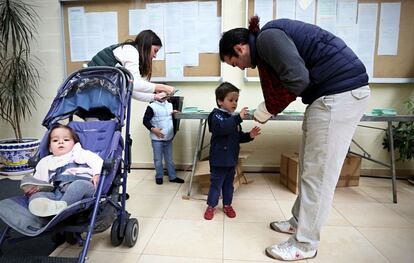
[204,206,215,220]
[29,198,67,217]
[223,205,236,218]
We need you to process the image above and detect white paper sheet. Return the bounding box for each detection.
[198,1,217,20]
[129,9,148,36]
[336,0,358,51]
[147,3,165,60]
[166,53,184,78]
[337,0,357,25]
[378,2,401,56]
[164,2,183,53]
[357,3,378,77]
[68,7,87,62]
[85,12,118,60]
[198,17,221,53]
[276,0,295,19]
[295,0,315,24]
[182,1,198,19]
[255,0,273,25]
[182,17,199,66]
[316,0,337,34]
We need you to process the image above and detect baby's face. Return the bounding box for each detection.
[49,128,75,156]
[218,91,239,113]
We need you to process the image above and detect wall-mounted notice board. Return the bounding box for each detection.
[245,0,414,83]
[60,0,222,82]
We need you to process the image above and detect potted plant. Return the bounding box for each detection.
[0,0,41,175]
[383,99,414,161]
[382,99,414,184]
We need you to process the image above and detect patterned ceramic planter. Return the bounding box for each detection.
[0,138,41,176]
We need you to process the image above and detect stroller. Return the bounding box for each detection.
[0,66,137,263]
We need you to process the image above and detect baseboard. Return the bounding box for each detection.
[131,162,414,177]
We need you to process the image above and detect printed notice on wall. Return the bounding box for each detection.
[378,2,401,56]
[68,7,118,62]
[68,7,87,62]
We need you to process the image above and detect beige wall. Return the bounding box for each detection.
[1,0,413,174]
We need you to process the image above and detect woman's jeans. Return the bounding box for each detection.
[29,179,95,205]
[287,85,370,251]
[151,139,177,180]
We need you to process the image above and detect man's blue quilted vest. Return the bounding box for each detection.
[260,19,369,104]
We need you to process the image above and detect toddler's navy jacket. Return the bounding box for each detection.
[208,108,253,167]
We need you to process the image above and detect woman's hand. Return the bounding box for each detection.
[154,92,167,101]
[155,84,175,95]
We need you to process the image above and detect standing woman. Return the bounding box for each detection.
[88,30,174,102]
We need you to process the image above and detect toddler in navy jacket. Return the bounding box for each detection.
[204,82,261,220]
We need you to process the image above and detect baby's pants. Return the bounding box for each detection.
[30,179,95,206]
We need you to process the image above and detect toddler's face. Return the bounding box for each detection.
[218,91,239,113]
[49,128,75,156]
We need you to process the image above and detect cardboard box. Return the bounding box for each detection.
[280,153,300,194]
[280,153,361,194]
[337,154,361,187]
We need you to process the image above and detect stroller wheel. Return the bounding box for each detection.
[124,218,139,247]
[110,219,123,246]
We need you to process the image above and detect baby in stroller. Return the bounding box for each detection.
[25,124,103,217]
[0,66,139,262]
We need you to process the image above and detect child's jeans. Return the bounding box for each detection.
[207,166,235,207]
[29,179,95,205]
[151,139,177,180]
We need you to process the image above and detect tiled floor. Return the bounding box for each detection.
[49,170,414,263]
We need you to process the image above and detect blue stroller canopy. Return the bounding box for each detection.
[42,67,132,128]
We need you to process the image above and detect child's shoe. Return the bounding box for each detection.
[169,177,184,183]
[29,198,67,217]
[204,206,215,220]
[223,205,236,218]
[156,178,163,185]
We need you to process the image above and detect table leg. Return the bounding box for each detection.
[186,119,205,197]
[387,121,397,203]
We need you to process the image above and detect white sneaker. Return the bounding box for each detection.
[270,220,296,234]
[29,198,67,217]
[265,241,317,261]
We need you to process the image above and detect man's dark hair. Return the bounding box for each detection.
[219,28,249,61]
[215,82,240,107]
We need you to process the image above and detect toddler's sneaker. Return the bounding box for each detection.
[223,205,236,218]
[265,241,317,261]
[155,178,163,185]
[29,198,67,217]
[270,220,296,234]
[204,206,215,220]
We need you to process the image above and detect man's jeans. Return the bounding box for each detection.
[151,139,177,180]
[287,85,370,251]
